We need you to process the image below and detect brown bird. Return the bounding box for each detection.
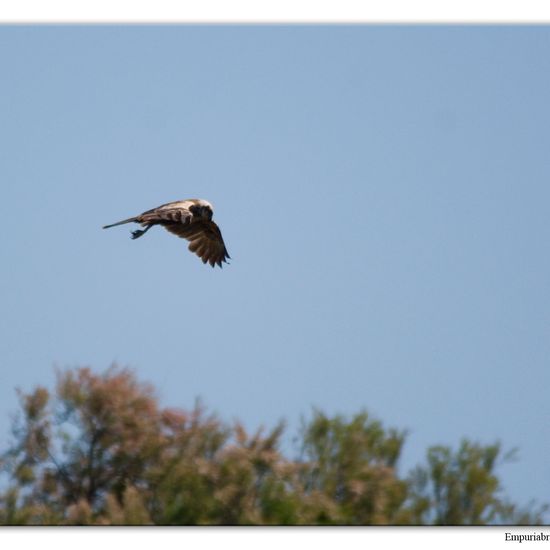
[103,199,230,268]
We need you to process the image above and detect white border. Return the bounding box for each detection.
[1,0,550,23]
[0,3,547,548]
[1,526,549,550]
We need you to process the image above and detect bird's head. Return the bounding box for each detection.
[190,199,214,221]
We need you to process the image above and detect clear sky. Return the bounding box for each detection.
[0,26,549,513]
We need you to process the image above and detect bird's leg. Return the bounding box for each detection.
[131,224,153,240]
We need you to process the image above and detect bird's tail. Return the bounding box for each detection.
[102,216,138,229]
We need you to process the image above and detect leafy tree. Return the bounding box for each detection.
[407,440,548,525]
[1,367,166,524]
[0,366,546,525]
[297,409,410,524]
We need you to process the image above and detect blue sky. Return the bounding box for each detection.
[0,26,549,513]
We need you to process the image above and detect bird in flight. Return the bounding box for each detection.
[103,199,230,268]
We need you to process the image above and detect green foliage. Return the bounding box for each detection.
[0,366,546,525]
[407,440,548,525]
[298,410,409,524]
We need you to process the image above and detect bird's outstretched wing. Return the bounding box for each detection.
[162,220,230,268]
[137,203,193,226]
